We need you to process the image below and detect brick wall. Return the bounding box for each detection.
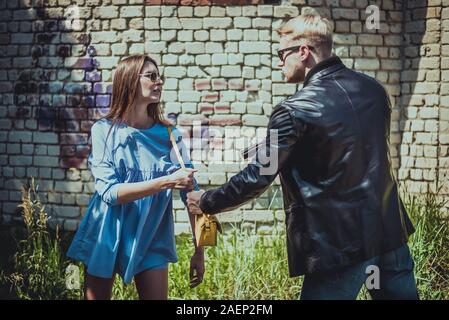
[398,1,449,197]
[0,0,447,235]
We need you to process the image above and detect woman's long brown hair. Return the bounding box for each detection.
[99,54,170,163]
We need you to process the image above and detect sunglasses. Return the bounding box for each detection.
[139,72,165,83]
[277,45,314,63]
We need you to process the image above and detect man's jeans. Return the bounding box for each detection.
[300,244,419,300]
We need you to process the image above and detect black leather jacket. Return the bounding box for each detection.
[199,56,415,277]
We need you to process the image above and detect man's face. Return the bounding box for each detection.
[278,36,307,83]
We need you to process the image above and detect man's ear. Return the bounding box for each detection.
[299,44,311,62]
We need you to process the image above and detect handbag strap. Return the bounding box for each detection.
[167,126,186,169]
[167,126,220,229]
[167,126,206,219]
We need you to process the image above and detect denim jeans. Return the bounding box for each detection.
[300,244,419,300]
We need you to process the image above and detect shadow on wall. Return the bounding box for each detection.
[399,1,437,193]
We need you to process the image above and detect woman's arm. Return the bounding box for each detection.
[116,168,196,205]
[187,207,204,253]
[188,205,205,289]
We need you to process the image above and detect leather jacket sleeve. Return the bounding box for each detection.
[199,105,304,214]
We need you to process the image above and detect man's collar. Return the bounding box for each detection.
[303,55,344,87]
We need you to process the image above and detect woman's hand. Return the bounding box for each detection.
[166,168,197,190]
[189,248,205,289]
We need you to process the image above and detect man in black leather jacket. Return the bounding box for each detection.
[187,12,418,300]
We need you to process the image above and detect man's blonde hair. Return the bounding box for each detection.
[277,9,333,58]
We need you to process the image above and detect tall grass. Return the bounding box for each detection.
[0,178,81,300]
[404,187,449,300]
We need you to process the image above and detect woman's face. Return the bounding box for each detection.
[136,61,163,104]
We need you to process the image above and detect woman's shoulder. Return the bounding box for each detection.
[90,118,121,142]
[91,118,177,136]
[93,118,112,128]
[91,118,120,134]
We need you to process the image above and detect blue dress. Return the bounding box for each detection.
[67,118,194,284]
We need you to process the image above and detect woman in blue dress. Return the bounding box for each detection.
[67,54,204,300]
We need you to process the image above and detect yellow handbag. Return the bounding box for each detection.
[167,127,222,247]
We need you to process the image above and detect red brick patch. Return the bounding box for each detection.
[146,0,263,4]
[228,79,244,90]
[60,156,88,169]
[61,146,76,157]
[210,137,224,148]
[80,120,94,132]
[209,115,242,126]
[199,103,215,113]
[180,0,212,4]
[214,105,231,111]
[177,115,209,126]
[212,79,227,90]
[202,92,221,102]
[195,79,211,91]
[212,0,261,5]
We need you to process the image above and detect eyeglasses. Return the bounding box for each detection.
[277,45,314,63]
[139,72,165,83]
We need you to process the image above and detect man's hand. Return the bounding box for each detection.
[187,190,205,215]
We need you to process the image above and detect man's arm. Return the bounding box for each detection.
[198,105,304,214]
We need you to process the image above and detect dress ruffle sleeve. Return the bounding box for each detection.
[89,122,121,206]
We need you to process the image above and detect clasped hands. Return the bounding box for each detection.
[167,168,205,215]
[186,189,205,216]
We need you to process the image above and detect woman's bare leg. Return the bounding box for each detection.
[84,269,115,300]
[134,268,168,300]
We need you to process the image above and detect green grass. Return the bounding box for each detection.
[0,178,79,300]
[405,189,449,300]
[169,227,301,300]
[1,179,448,300]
